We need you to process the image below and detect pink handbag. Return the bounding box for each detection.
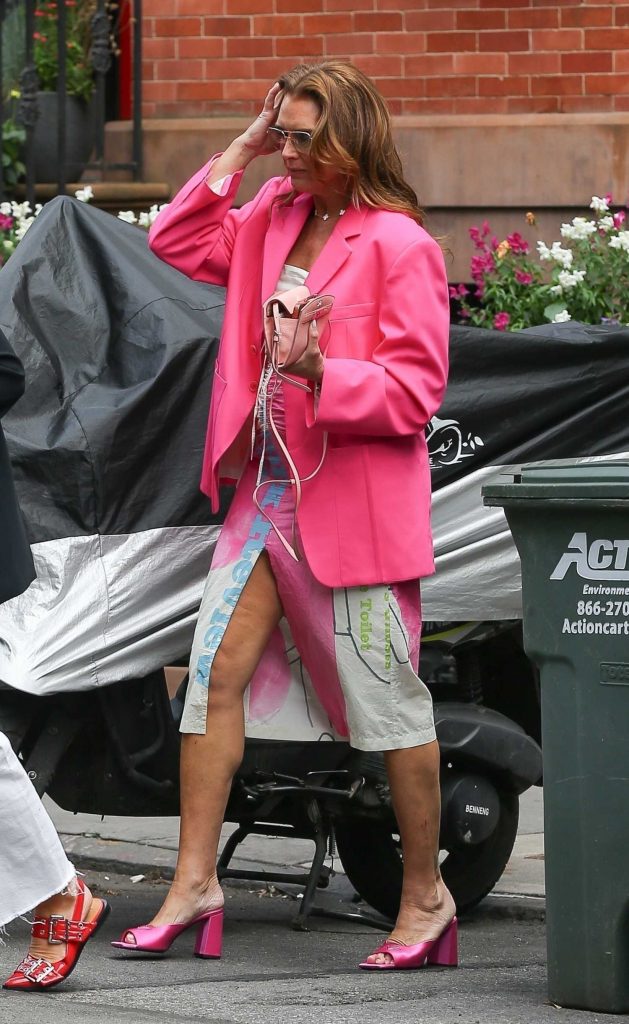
[255,286,334,560]
[263,286,334,382]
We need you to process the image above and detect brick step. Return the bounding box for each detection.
[15,181,171,215]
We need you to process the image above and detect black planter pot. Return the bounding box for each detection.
[32,91,95,183]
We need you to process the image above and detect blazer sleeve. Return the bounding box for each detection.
[0,329,25,419]
[307,235,450,436]
[148,156,279,287]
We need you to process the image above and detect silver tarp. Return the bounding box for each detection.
[2,198,629,699]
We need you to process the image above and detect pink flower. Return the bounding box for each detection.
[605,192,614,205]
[507,231,529,254]
[471,252,495,282]
[469,225,488,250]
[493,311,511,331]
[515,269,533,285]
[613,210,626,228]
[449,283,469,299]
[0,214,13,231]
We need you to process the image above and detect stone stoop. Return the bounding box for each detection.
[15,181,171,216]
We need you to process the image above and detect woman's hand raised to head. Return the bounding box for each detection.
[205,83,283,184]
[239,83,284,157]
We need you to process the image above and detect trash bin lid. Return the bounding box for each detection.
[482,460,629,505]
[520,462,629,485]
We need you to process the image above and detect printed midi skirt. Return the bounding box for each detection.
[181,442,436,752]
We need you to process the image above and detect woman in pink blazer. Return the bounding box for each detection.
[113,61,455,971]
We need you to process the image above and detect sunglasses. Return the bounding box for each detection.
[267,127,313,151]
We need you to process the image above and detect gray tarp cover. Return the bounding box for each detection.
[1,197,628,703]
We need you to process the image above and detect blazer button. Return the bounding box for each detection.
[249,381,257,392]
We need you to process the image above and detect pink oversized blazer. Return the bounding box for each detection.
[148,158,449,589]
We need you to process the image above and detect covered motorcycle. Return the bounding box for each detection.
[2,197,626,917]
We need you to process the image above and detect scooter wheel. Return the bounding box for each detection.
[335,787,519,918]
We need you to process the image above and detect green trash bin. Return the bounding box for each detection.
[483,462,629,1014]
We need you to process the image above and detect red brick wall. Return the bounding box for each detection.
[142,1,627,118]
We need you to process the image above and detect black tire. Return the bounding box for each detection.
[335,788,519,918]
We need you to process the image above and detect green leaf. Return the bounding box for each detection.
[543,302,567,322]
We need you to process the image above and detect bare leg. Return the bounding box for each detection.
[150,552,283,926]
[366,740,456,965]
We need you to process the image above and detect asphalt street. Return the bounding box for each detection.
[0,867,623,1024]
[2,789,619,1023]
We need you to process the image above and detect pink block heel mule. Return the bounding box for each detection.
[111,906,223,959]
[359,916,458,971]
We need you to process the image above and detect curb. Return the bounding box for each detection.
[469,894,545,922]
[60,834,177,879]
[61,834,546,923]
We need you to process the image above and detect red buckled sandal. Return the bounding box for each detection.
[3,878,110,991]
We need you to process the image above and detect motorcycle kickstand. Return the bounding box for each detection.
[291,798,330,931]
[295,803,395,932]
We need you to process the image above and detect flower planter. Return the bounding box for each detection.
[32,92,94,184]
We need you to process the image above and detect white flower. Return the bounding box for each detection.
[590,195,609,214]
[117,210,138,224]
[14,218,35,241]
[537,240,574,267]
[75,185,94,203]
[557,268,586,289]
[552,309,572,323]
[13,201,33,220]
[135,203,168,229]
[549,284,563,296]
[609,230,629,253]
[0,202,11,216]
[150,202,168,222]
[560,217,597,241]
[598,215,614,232]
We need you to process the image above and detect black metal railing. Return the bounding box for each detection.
[0,0,142,203]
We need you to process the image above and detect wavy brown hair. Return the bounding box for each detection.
[276,60,424,225]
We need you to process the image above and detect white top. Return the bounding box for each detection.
[275,263,308,291]
[256,264,309,439]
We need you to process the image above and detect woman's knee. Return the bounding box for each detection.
[206,643,247,711]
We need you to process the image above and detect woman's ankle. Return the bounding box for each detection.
[399,877,455,916]
[170,872,222,898]
[150,874,224,925]
[34,881,85,920]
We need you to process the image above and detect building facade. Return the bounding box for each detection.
[109,0,628,279]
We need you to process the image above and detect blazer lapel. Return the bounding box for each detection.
[261,199,369,300]
[261,193,313,303]
[305,205,367,295]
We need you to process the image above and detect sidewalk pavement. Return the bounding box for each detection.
[46,786,545,917]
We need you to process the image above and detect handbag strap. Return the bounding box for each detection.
[252,364,327,561]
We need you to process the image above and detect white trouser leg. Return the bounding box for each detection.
[0,731,74,928]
